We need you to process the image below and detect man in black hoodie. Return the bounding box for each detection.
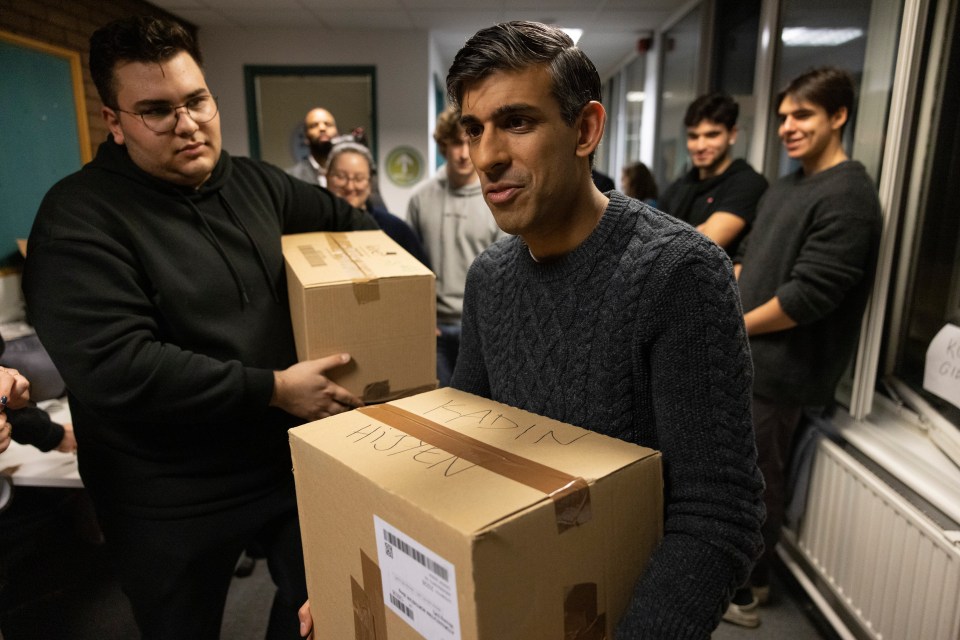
[22,15,377,640]
[659,93,767,257]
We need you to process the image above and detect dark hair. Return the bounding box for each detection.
[622,161,658,201]
[684,93,738,129]
[90,16,201,109]
[446,21,601,126]
[777,66,855,124]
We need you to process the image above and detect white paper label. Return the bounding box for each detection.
[923,323,960,409]
[374,515,461,640]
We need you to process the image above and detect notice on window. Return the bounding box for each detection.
[374,515,461,640]
[923,323,960,409]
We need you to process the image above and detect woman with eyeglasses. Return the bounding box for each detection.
[326,142,432,269]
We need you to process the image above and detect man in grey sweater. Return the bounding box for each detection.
[407,106,504,387]
[447,21,764,639]
[731,67,882,627]
[299,22,765,640]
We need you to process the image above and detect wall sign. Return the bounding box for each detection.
[385,146,424,187]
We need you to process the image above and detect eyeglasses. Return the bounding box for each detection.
[328,172,370,187]
[115,95,219,133]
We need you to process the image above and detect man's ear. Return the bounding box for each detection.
[102,106,124,145]
[575,101,606,158]
[830,106,849,131]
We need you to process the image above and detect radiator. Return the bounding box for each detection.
[796,438,960,640]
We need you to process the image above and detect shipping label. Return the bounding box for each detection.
[374,515,461,640]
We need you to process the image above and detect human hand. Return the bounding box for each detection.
[270,354,363,421]
[0,413,10,454]
[0,368,30,454]
[57,423,77,453]
[298,600,313,639]
[0,367,30,410]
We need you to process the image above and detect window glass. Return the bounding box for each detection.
[768,1,875,178]
[886,11,960,428]
[623,55,646,167]
[712,0,761,163]
[657,5,704,187]
[595,79,616,175]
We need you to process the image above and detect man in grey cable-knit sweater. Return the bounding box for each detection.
[445,21,765,639]
[729,67,882,626]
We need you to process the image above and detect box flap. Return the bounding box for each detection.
[282,230,434,287]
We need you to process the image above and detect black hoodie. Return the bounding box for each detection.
[23,138,377,518]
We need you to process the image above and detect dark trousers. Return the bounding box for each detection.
[436,323,462,387]
[750,395,804,587]
[0,489,137,640]
[95,483,306,640]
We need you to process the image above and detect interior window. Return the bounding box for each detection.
[883,6,960,434]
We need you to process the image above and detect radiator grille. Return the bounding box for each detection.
[797,438,960,640]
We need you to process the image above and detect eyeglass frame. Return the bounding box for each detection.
[327,172,370,187]
[113,94,219,133]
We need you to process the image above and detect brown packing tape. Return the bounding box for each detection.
[351,550,388,639]
[327,233,381,304]
[357,404,592,532]
[564,583,607,640]
[351,576,376,640]
[361,380,439,404]
[362,550,387,639]
[353,280,381,305]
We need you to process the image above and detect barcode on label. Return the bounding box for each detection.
[383,530,449,581]
[390,594,414,620]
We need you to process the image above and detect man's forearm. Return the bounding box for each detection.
[743,296,797,336]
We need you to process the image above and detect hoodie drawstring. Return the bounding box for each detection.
[180,191,261,308]
[218,192,281,304]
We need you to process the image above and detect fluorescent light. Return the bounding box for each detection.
[561,28,583,45]
[626,91,645,103]
[781,27,863,47]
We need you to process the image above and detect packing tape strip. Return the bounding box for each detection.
[357,404,592,532]
[564,582,607,640]
[326,233,381,304]
[351,550,387,640]
[361,380,439,404]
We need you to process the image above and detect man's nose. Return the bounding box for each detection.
[173,106,200,135]
[471,133,506,173]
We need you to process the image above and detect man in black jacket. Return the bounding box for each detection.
[659,93,767,256]
[22,15,376,640]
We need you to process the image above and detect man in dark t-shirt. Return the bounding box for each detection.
[660,93,767,256]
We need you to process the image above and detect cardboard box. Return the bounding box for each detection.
[282,230,437,403]
[290,387,663,640]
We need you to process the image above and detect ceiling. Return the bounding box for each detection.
[148,0,677,77]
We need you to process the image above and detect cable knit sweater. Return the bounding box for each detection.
[451,191,764,638]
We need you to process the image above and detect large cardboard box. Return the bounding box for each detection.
[290,387,663,640]
[282,230,437,403]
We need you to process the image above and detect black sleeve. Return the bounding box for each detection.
[8,407,64,452]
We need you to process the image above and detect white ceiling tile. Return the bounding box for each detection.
[223,9,324,27]
[321,10,418,30]
[148,0,672,75]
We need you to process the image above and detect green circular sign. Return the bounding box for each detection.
[384,146,424,187]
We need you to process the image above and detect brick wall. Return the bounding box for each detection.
[0,0,194,160]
